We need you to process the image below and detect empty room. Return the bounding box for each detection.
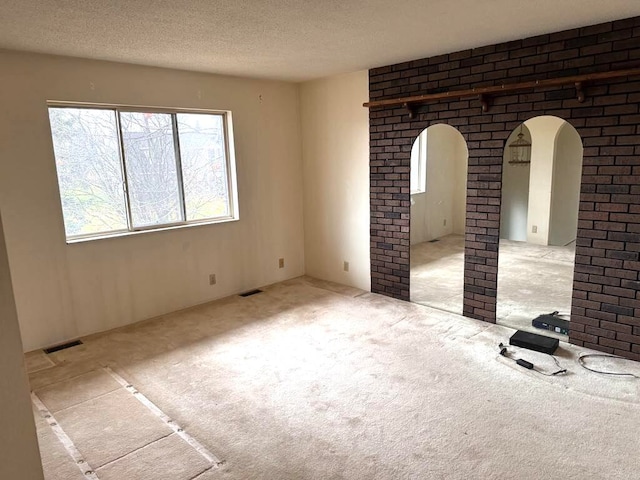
[2,2,640,479]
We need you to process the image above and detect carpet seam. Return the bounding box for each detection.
[188,465,216,480]
[31,391,100,480]
[94,431,175,470]
[104,366,222,467]
[29,365,103,391]
[35,381,122,415]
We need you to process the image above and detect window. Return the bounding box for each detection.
[47,104,238,241]
[410,129,427,194]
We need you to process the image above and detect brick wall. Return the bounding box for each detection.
[369,17,640,360]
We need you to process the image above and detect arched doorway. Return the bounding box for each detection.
[497,116,583,338]
[410,124,469,314]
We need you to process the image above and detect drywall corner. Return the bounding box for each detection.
[0,212,44,480]
[300,70,370,291]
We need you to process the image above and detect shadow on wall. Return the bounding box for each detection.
[500,116,583,247]
[410,124,469,245]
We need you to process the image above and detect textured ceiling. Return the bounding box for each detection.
[1,1,640,81]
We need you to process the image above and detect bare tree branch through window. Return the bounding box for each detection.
[48,106,236,240]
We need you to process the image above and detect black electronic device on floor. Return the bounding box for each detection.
[509,330,559,355]
[532,311,569,335]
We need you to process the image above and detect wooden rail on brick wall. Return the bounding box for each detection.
[363,67,640,117]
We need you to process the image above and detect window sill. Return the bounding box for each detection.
[65,216,239,245]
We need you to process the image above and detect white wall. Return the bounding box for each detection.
[501,117,582,246]
[300,71,370,290]
[549,122,583,246]
[0,212,44,480]
[411,125,467,245]
[524,116,566,245]
[0,50,305,351]
[500,125,532,242]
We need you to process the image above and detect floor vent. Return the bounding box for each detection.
[44,340,83,354]
[428,239,440,243]
[239,289,263,297]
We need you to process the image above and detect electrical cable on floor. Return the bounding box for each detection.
[498,343,567,376]
[578,353,640,378]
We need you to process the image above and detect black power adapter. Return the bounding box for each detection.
[516,358,534,369]
[498,343,566,376]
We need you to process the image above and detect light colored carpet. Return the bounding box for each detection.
[35,369,120,413]
[33,405,87,480]
[411,236,575,339]
[497,239,575,338]
[97,434,212,480]
[51,389,173,468]
[31,276,639,479]
[25,350,56,374]
[410,234,465,315]
[32,367,215,479]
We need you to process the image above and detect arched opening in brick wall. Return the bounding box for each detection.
[369,16,640,359]
[497,116,583,338]
[409,124,469,315]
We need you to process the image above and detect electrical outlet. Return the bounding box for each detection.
[279,258,285,269]
[443,219,447,226]
[532,225,538,233]
[343,261,349,272]
[209,274,216,285]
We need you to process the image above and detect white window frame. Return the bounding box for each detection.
[47,101,239,243]
[411,130,427,194]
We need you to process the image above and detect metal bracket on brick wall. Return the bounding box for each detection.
[478,94,490,113]
[363,67,640,111]
[402,102,417,119]
[575,82,586,103]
